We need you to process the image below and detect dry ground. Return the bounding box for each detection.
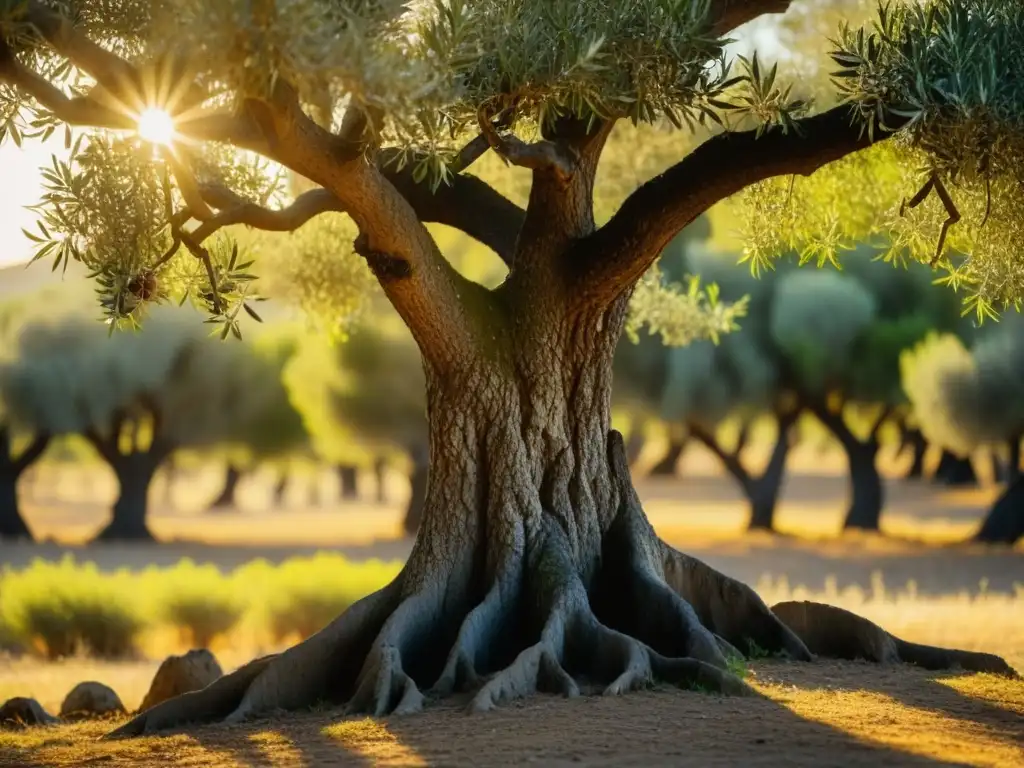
[1,446,1023,766]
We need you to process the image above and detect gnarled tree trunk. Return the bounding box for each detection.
[111,288,826,737]
[338,464,359,501]
[105,114,1014,741]
[95,453,160,542]
[208,463,243,511]
[974,475,1024,545]
[933,450,977,487]
[0,428,50,541]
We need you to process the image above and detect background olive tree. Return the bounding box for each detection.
[902,319,1024,545]
[0,309,306,540]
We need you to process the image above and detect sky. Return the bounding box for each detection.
[0,138,59,268]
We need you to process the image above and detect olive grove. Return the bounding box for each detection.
[0,309,305,540]
[0,304,51,539]
[902,319,1024,545]
[0,0,1020,733]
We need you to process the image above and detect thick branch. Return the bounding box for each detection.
[0,43,130,129]
[688,423,752,492]
[193,166,524,269]
[478,111,577,181]
[711,0,793,34]
[573,107,908,304]
[12,433,51,476]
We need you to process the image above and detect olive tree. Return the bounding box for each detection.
[207,330,308,511]
[902,321,1024,544]
[327,321,428,534]
[0,305,51,539]
[0,0,1019,732]
[0,310,302,540]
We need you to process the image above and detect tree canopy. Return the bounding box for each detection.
[2,0,1021,341]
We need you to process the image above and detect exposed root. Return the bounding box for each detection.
[105,582,401,738]
[471,520,749,712]
[772,600,1019,677]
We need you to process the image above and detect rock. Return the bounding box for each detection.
[60,681,126,720]
[0,697,59,729]
[139,649,223,712]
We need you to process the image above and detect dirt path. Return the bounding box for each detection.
[2,661,1021,767]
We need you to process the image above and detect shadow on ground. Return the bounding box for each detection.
[3,662,1021,767]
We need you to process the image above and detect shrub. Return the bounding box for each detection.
[151,560,245,648]
[256,554,401,643]
[0,553,403,657]
[0,556,142,659]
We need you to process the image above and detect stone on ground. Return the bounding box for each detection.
[60,681,126,720]
[138,649,223,712]
[0,697,59,729]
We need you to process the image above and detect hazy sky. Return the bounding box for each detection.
[0,138,57,268]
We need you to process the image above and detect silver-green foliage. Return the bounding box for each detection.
[902,315,1024,455]
[0,307,301,451]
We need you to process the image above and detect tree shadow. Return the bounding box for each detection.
[2,675,994,767]
[758,659,1024,744]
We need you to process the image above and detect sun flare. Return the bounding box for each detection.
[136,108,176,146]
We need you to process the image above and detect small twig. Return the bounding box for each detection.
[900,171,961,266]
[176,228,222,313]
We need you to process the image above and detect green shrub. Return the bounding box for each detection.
[256,553,401,642]
[151,560,245,647]
[0,552,403,657]
[0,556,142,659]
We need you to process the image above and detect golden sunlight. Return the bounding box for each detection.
[136,108,176,146]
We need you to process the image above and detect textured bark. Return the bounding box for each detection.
[648,438,687,477]
[973,475,1024,545]
[95,454,159,542]
[933,450,977,487]
[338,464,359,501]
[208,464,242,511]
[0,470,30,540]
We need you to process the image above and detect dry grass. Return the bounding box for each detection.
[0,662,1020,767]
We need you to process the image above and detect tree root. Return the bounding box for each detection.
[772,600,1020,677]
[469,522,748,712]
